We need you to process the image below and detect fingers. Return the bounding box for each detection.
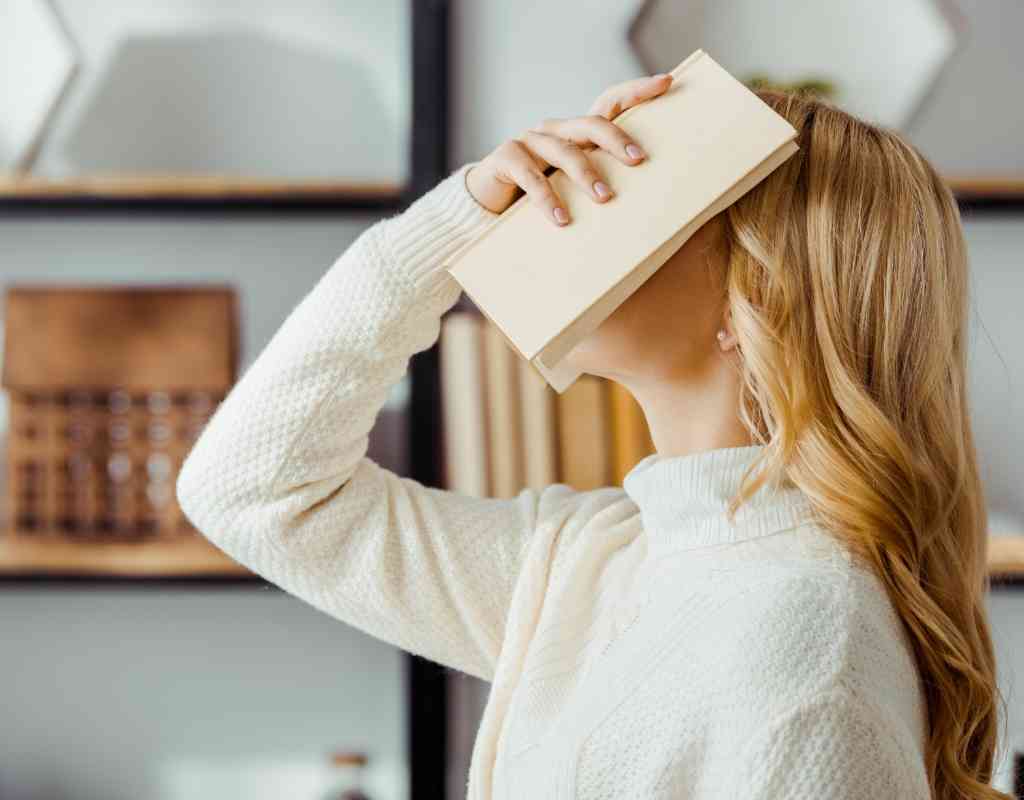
[520,129,614,206]
[528,115,645,166]
[495,73,671,227]
[519,111,652,221]
[498,140,573,227]
[588,73,672,120]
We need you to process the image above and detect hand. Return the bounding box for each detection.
[465,73,673,225]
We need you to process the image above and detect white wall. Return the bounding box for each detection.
[967,213,1024,780]
[965,214,1024,780]
[0,588,406,800]
[962,217,1024,519]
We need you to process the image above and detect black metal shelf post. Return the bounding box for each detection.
[406,1,453,799]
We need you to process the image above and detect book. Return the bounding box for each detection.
[608,382,655,485]
[481,318,524,498]
[556,374,612,490]
[439,311,489,497]
[443,49,799,393]
[516,354,559,491]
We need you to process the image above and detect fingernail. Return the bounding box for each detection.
[553,207,569,224]
[593,181,611,199]
[626,143,645,160]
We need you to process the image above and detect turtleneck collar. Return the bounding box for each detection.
[623,444,818,557]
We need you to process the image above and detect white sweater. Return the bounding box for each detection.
[177,161,932,799]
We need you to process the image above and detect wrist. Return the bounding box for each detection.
[381,161,501,297]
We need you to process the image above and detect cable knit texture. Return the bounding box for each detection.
[177,161,932,799]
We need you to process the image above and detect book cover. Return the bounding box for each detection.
[444,49,799,393]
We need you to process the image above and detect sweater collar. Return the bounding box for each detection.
[623,444,818,556]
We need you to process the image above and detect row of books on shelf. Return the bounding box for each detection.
[438,309,655,498]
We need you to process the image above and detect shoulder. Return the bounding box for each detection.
[525,482,641,584]
[725,527,913,658]
[532,483,641,557]
[534,483,637,529]
[726,681,932,799]
[714,531,925,733]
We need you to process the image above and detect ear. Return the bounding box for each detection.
[715,308,739,352]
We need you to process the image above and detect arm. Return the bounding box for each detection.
[726,684,930,799]
[176,161,569,682]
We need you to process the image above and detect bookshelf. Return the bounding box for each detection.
[0,1,453,799]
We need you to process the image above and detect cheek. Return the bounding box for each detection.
[568,224,728,373]
[610,269,711,344]
[570,310,640,366]
[571,281,701,371]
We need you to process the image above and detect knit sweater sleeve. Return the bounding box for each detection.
[727,684,931,799]
[176,161,563,682]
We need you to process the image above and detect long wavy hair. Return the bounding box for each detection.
[718,89,1006,799]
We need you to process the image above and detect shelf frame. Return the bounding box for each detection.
[0,176,1021,217]
[949,177,1024,214]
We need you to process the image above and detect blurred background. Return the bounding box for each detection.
[0,1,1021,798]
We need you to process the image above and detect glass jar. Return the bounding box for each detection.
[320,751,370,800]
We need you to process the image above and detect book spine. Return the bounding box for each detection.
[439,311,489,497]
[517,356,559,491]
[608,382,655,485]
[439,312,654,496]
[481,320,524,498]
[556,374,612,491]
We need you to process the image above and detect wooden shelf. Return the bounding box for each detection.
[988,534,1024,581]
[946,176,1024,200]
[0,174,407,212]
[0,536,250,578]
[0,174,402,199]
[4,531,1018,580]
[945,175,1024,212]
[0,174,1019,211]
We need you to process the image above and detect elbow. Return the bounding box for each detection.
[175,404,365,554]
[175,446,218,536]
[175,429,305,554]
[175,439,249,546]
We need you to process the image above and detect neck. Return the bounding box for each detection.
[614,361,817,558]
[621,360,753,458]
[622,443,818,557]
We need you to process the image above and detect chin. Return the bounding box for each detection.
[561,333,628,381]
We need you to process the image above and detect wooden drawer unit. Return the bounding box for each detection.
[0,285,247,576]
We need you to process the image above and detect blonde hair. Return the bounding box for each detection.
[719,89,1007,799]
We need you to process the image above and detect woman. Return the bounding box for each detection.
[177,73,1007,799]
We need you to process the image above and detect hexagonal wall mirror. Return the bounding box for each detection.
[0,0,78,173]
[629,0,960,130]
[628,0,1024,206]
[0,0,413,205]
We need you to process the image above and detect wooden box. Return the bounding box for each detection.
[0,285,247,577]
